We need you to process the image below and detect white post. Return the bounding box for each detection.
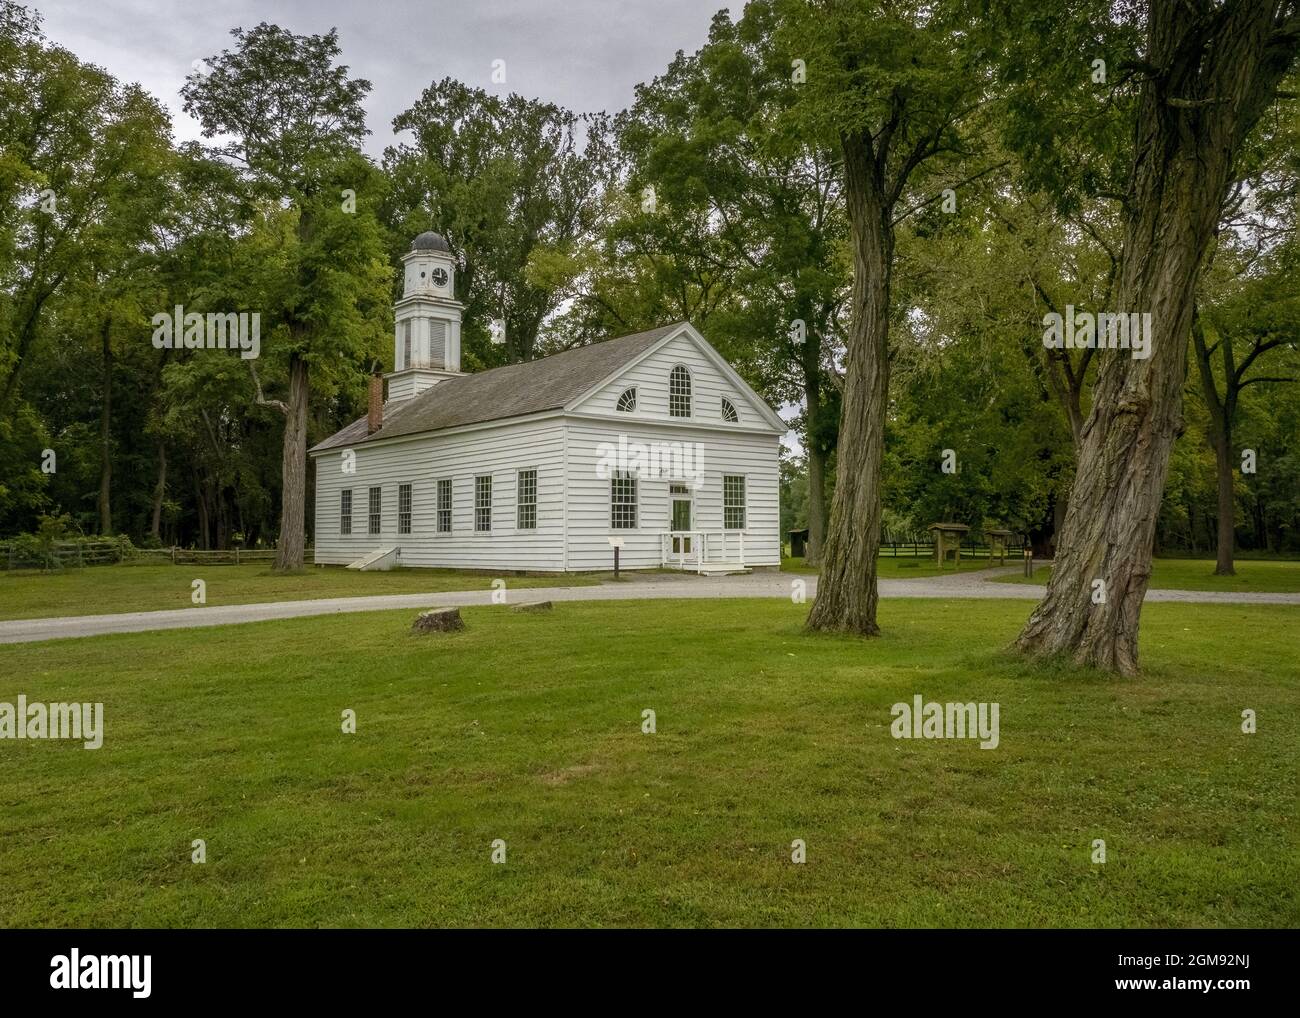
[739,532,745,567]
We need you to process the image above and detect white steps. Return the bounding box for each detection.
[696,562,750,576]
[346,546,400,571]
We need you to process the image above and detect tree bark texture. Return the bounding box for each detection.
[1016,3,1297,674]
[806,131,892,635]
[273,353,310,571]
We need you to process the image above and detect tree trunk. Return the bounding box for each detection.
[1191,311,1235,575]
[97,317,113,535]
[1050,486,1068,558]
[803,360,826,567]
[1015,3,1294,675]
[274,353,310,571]
[194,469,210,551]
[1212,426,1236,575]
[216,485,228,551]
[806,131,892,636]
[149,441,166,541]
[806,440,827,567]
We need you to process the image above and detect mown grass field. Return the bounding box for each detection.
[994,557,1300,593]
[1,598,1295,928]
[0,563,597,620]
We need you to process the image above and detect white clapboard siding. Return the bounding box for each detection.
[579,332,762,427]
[313,417,567,571]
[563,418,781,571]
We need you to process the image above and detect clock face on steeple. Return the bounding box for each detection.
[431,267,448,288]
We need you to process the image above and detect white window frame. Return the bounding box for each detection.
[516,468,538,530]
[616,386,637,413]
[368,486,382,536]
[340,489,352,536]
[474,474,493,533]
[669,365,692,418]
[398,483,413,535]
[436,478,452,535]
[723,474,747,531]
[611,470,638,529]
[721,397,739,423]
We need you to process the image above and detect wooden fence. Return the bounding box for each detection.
[2,541,289,570]
[880,538,1027,559]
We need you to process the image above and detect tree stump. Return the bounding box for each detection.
[512,601,553,613]
[412,607,464,634]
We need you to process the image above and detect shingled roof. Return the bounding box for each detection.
[310,323,684,453]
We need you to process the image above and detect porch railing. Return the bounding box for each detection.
[659,531,746,572]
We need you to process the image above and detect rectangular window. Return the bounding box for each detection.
[340,489,352,536]
[724,474,746,530]
[402,320,412,369]
[398,483,412,535]
[516,469,537,530]
[611,471,637,529]
[475,475,492,532]
[368,486,382,535]
[437,478,452,534]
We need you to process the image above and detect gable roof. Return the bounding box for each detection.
[310,323,683,453]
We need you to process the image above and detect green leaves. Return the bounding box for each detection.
[384,79,612,364]
[181,23,372,199]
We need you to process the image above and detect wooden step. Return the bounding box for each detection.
[697,563,750,576]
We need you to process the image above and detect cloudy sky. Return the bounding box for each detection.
[32,0,727,153]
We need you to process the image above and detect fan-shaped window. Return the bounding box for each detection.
[669,365,692,417]
[721,397,739,423]
[616,387,637,413]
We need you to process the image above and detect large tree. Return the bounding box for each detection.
[1193,239,1300,574]
[182,23,389,570]
[780,0,990,635]
[1015,1,1300,674]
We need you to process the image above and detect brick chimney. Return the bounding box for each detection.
[367,374,384,434]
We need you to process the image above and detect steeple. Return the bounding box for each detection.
[386,231,465,402]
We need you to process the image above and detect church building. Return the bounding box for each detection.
[309,231,785,574]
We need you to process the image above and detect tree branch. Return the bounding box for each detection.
[249,361,290,416]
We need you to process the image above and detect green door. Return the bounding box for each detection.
[671,493,692,555]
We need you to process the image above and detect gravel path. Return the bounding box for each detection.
[1,565,1296,645]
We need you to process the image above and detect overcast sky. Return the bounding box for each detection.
[32,0,727,154]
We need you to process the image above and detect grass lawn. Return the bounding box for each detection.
[0,563,598,621]
[1,598,1295,928]
[783,554,1006,578]
[995,557,1300,593]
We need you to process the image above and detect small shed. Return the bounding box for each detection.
[985,528,1013,564]
[927,522,970,568]
[788,529,810,559]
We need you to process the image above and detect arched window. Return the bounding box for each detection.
[616,387,637,412]
[721,397,739,423]
[669,365,692,417]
